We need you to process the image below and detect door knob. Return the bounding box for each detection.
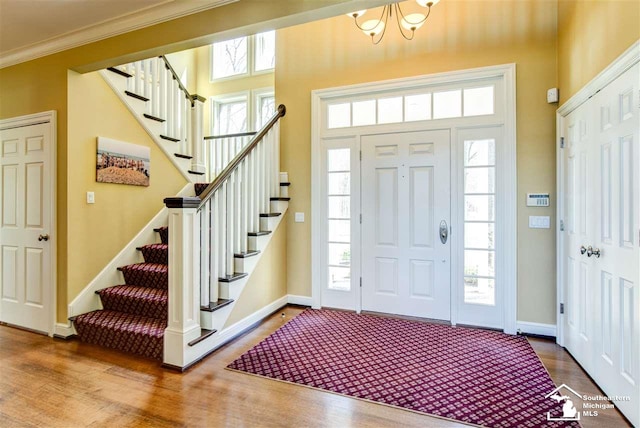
[38,234,49,242]
[585,246,601,258]
[580,245,587,255]
[439,220,448,244]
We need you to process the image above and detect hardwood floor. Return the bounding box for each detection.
[0,306,631,427]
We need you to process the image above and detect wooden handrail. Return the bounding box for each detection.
[204,131,257,140]
[159,55,193,105]
[198,104,286,209]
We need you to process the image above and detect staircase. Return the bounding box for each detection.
[72,227,169,360]
[71,55,288,368]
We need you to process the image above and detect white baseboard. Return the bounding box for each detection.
[216,295,289,345]
[54,322,75,338]
[287,295,312,306]
[517,321,557,338]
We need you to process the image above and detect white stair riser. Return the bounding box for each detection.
[280,185,289,198]
[234,255,259,273]
[270,200,289,213]
[248,234,271,252]
[259,216,281,232]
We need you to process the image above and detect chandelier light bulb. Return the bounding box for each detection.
[401,13,427,31]
[416,0,439,7]
[346,9,367,18]
[361,19,385,36]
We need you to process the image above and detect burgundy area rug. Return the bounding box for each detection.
[227,309,580,427]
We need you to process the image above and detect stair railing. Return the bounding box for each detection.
[162,104,285,368]
[204,131,257,182]
[118,56,206,175]
[197,105,285,306]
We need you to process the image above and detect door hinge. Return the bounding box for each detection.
[560,303,565,314]
[360,150,362,161]
[359,277,362,288]
[360,213,362,224]
[560,220,565,231]
[560,137,565,148]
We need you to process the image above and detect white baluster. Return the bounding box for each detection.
[144,59,152,104]
[220,182,227,278]
[248,150,255,233]
[226,177,234,276]
[274,122,280,197]
[210,194,219,302]
[234,168,241,253]
[135,61,142,95]
[241,158,248,254]
[200,201,209,306]
[152,58,159,117]
[159,65,167,126]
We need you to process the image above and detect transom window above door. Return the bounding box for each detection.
[326,84,495,129]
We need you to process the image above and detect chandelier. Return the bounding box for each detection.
[347,0,440,45]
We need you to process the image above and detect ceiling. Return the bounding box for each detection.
[0,0,233,68]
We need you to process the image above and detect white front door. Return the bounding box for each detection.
[561,63,639,425]
[361,130,451,320]
[0,121,54,334]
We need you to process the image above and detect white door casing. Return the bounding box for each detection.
[361,130,451,319]
[311,64,517,334]
[0,112,56,336]
[558,50,639,426]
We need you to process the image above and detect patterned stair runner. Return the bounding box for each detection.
[72,227,170,360]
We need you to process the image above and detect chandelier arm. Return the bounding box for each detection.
[352,5,388,32]
[372,8,390,45]
[395,4,415,41]
[397,3,432,26]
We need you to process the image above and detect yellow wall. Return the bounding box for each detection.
[276,0,560,324]
[558,0,640,104]
[0,0,375,322]
[224,214,288,327]
[66,71,187,321]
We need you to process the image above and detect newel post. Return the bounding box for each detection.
[190,95,206,176]
[163,196,201,369]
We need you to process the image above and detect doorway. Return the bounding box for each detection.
[0,111,56,335]
[311,65,517,333]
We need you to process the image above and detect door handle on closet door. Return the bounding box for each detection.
[439,220,448,244]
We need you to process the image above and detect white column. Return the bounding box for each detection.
[190,95,207,175]
[163,197,201,369]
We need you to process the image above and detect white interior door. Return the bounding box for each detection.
[561,63,639,425]
[0,121,53,334]
[361,129,451,320]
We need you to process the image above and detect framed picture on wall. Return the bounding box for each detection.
[96,137,150,187]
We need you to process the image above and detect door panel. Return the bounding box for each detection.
[0,122,52,334]
[361,129,450,320]
[561,63,639,426]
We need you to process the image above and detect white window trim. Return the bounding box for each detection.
[210,32,275,83]
[311,64,517,334]
[252,87,275,130]
[210,91,250,136]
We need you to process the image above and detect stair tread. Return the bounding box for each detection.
[143,113,165,123]
[160,134,181,142]
[137,243,168,251]
[107,67,132,78]
[174,153,192,160]
[270,197,291,201]
[260,212,281,217]
[118,262,168,272]
[219,272,247,282]
[280,182,291,186]
[188,329,217,347]
[98,284,167,300]
[234,250,260,258]
[188,170,205,175]
[74,310,166,337]
[124,90,149,102]
[248,231,272,236]
[201,298,234,312]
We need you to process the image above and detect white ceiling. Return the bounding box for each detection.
[0,0,234,68]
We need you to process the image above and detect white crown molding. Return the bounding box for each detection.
[0,0,237,69]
